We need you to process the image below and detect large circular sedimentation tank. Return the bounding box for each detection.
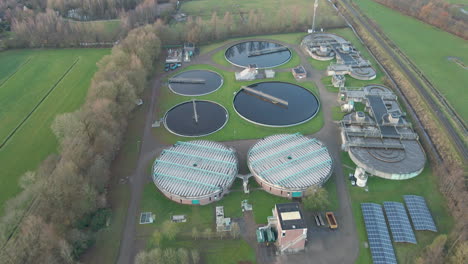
[168,70,223,96]
[225,41,292,68]
[153,140,238,205]
[164,100,228,137]
[248,133,333,198]
[233,82,319,127]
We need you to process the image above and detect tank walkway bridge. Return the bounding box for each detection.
[168,77,206,84]
[247,47,289,57]
[241,86,289,107]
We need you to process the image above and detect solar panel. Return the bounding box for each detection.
[404,195,437,232]
[383,202,417,244]
[361,203,397,264]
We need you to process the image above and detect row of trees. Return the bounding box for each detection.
[0,24,161,263]
[373,0,467,39]
[10,10,120,47]
[6,0,347,48]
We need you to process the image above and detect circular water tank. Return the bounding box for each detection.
[356,173,368,187]
[355,167,368,187]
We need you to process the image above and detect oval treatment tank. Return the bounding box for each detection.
[225,41,292,68]
[164,100,228,137]
[168,70,223,96]
[233,82,319,127]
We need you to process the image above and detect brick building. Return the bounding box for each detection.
[273,203,308,253]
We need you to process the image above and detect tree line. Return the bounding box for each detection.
[0,24,161,263]
[372,0,467,39]
[5,0,346,48]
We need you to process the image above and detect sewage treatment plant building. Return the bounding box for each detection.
[248,134,333,198]
[340,85,426,179]
[153,141,238,205]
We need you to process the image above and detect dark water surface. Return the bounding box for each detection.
[164,100,228,137]
[233,82,319,126]
[225,41,292,68]
[169,70,223,96]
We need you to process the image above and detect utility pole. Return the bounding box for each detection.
[312,0,319,32]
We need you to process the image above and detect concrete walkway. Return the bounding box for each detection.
[116,39,359,264]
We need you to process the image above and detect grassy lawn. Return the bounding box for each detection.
[332,106,345,121]
[355,0,468,122]
[153,64,324,143]
[138,181,291,235]
[323,176,339,211]
[308,57,331,71]
[164,239,257,264]
[136,182,293,263]
[0,48,109,212]
[341,152,454,264]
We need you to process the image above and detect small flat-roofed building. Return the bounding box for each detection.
[292,65,307,80]
[273,203,307,253]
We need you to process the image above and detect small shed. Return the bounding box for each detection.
[171,215,187,223]
[292,65,306,80]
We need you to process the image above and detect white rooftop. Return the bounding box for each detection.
[248,134,333,190]
[153,141,238,198]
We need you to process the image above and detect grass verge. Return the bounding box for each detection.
[342,152,454,263]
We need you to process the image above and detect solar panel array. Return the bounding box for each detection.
[361,203,397,264]
[383,202,417,244]
[404,195,437,232]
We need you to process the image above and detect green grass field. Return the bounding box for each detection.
[180,0,344,28]
[0,49,109,211]
[354,0,468,123]
[153,64,324,143]
[341,152,454,264]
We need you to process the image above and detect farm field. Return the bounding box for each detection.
[354,0,468,122]
[153,64,324,143]
[342,152,454,264]
[180,0,344,28]
[0,48,109,211]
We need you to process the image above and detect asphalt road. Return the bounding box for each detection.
[116,40,359,264]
